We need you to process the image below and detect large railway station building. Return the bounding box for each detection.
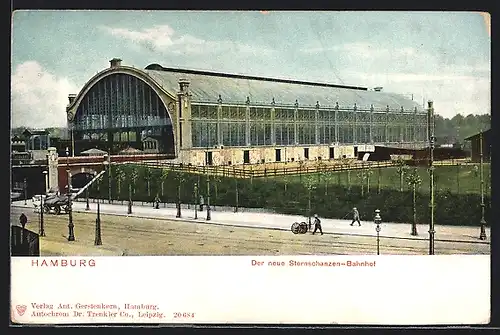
[65,58,428,166]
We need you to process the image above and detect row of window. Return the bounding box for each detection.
[191,121,428,148]
[190,104,426,123]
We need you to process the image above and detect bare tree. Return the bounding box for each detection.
[395,157,409,192]
[406,168,422,236]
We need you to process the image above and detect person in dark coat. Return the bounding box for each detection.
[312,214,323,235]
[350,207,361,226]
[199,195,204,211]
[19,213,28,229]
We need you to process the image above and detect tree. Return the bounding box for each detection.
[211,174,222,209]
[395,158,409,192]
[406,168,422,236]
[340,158,352,191]
[298,160,306,181]
[159,167,170,200]
[304,175,316,225]
[115,166,126,201]
[144,167,153,198]
[357,170,366,197]
[365,166,373,194]
[123,165,138,214]
[320,166,334,196]
[174,171,185,218]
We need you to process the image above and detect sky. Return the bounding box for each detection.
[11,10,491,128]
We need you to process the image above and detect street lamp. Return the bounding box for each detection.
[194,182,198,219]
[23,178,27,205]
[105,154,112,204]
[92,171,102,245]
[66,147,75,242]
[427,101,435,255]
[374,209,382,255]
[40,171,48,237]
[479,130,487,240]
[85,175,90,211]
[206,173,211,221]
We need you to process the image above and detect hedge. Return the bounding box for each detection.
[86,164,491,227]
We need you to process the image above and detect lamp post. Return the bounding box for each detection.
[427,101,435,255]
[40,171,48,237]
[85,180,90,211]
[206,173,211,221]
[194,182,198,219]
[105,154,112,204]
[479,130,487,240]
[23,178,27,205]
[95,171,103,246]
[374,209,382,255]
[66,147,75,242]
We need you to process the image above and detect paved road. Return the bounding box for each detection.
[11,199,491,245]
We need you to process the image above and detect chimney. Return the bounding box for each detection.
[109,58,122,68]
[178,78,190,92]
[68,94,77,104]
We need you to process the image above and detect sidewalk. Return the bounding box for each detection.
[11,200,490,244]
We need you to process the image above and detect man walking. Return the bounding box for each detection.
[350,207,361,226]
[312,214,323,235]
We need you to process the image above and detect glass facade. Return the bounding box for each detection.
[73,73,175,154]
[190,102,428,148]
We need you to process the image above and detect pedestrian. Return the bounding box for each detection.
[350,207,361,226]
[19,213,28,229]
[200,195,204,211]
[312,214,323,235]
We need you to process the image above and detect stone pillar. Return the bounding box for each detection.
[385,105,390,144]
[217,95,223,147]
[400,106,405,144]
[271,98,276,145]
[334,102,339,144]
[413,107,418,143]
[369,104,374,144]
[47,147,59,192]
[294,100,299,145]
[245,97,251,146]
[177,78,192,150]
[353,103,357,144]
[315,101,320,145]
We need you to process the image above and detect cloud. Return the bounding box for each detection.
[343,70,490,118]
[100,24,276,56]
[11,61,79,128]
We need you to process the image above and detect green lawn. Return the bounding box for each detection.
[273,164,491,195]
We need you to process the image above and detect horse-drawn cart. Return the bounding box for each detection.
[290,221,309,234]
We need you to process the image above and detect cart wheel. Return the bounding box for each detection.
[299,222,308,234]
[291,222,300,234]
[64,205,69,213]
[43,205,50,214]
[53,205,61,215]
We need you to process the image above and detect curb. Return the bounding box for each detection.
[11,204,490,245]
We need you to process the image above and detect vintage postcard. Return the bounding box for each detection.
[10,10,491,325]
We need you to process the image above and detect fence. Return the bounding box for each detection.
[11,226,40,256]
[117,157,476,179]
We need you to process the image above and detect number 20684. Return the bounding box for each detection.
[173,312,195,319]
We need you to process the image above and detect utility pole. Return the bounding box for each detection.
[479,130,487,240]
[427,101,435,255]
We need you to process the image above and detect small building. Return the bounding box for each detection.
[11,135,26,152]
[142,136,162,153]
[22,129,51,150]
[464,129,491,163]
[81,148,109,156]
[118,147,143,155]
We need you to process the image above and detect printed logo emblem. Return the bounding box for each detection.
[16,305,27,316]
